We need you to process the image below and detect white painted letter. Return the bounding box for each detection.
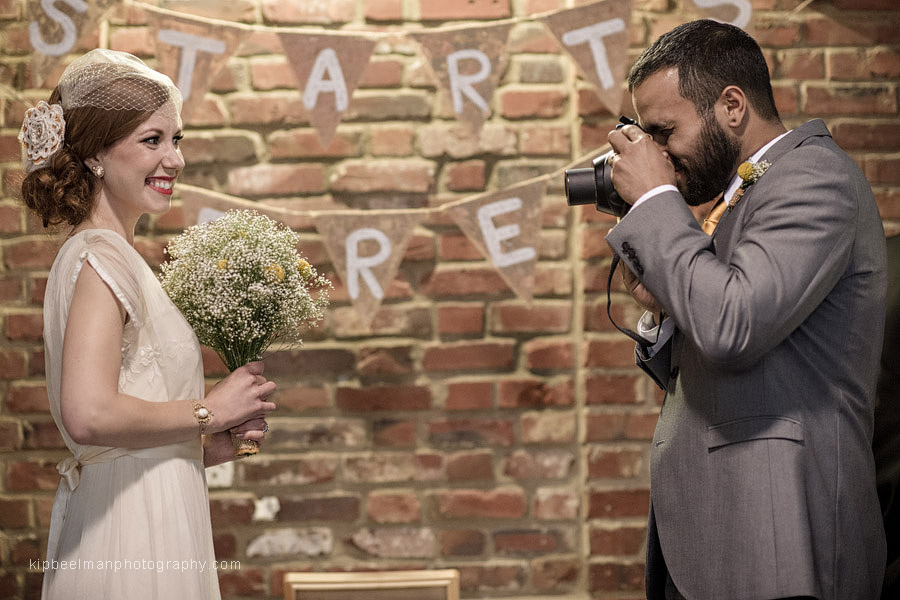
[303,48,349,111]
[561,19,626,90]
[346,228,392,300]
[691,0,752,29]
[447,49,491,114]
[29,0,88,57]
[477,197,536,268]
[157,29,226,101]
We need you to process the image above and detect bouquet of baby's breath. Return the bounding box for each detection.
[160,209,331,456]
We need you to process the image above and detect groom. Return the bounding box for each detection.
[605,19,887,600]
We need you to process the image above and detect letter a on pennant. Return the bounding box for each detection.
[445,179,545,302]
[539,0,633,117]
[314,212,423,329]
[148,9,251,121]
[278,32,377,148]
[411,22,514,135]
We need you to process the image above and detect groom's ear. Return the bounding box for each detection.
[718,85,748,130]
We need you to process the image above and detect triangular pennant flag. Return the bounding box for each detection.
[445,178,546,302]
[410,22,514,135]
[539,0,632,116]
[314,211,422,329]
[278,32,377,148]
[176,184,314,230]
[685,0,754,31]
[27,0,119,86]
[146,5,250,121]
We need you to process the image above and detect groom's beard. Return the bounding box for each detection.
[675,114,742,207]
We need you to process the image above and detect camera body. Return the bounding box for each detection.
[564,116,639,218]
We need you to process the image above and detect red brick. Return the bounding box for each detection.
[776,49,825,80]
[370,125,415,156]
[359,58,404,88]
[805,84,897,115]
[751,19,802,47]
[522,410,576,444]
[828,48,900,81]
[229,93,309,126]
[534,487,579,519]
[331,159,435,193]
[430,488,526,519]
[586,374,640,405]
[373,418,417,447]
[217,568,266,597]
[108,27,155,57]
[446,450,494,481]
[524,338,574,370]
[439,529,486,556]
[270,129,364,160]
[249,58,294,91]
[498,379,573,408]
[261,0,355,23]
[521,125,571,156]
[864,156,900,185]
[429,418,515,447]
[6,460,59,491]
[494,530,558,555]
[503,449,575,480]
[422,341,516,372]
[345,92,432,121]
[213,533,237,559]
[0,419,21,451]
[5,311,43,341]
[831,121,900,151]
[457,564,525,593]
[589,561,645,593]
[588,489,650,518]
[0,276,23,302]
[438,304,485,336]
[589,524,647,556]
[445,381,493,411]
[0,498,30,528]
[227,163,325,196]
[500,88,568,119]
[587,446,646,479]
[11,536,40,565]
[491,301,572,333]
[209,496,255,527]
[585,410,659,442]
[366,491,421,523]
[0,349,27,379]
[179,133,259,164]
[344,453,416,483]
[357,346,414,376]
[23,421,64,449]
[803,15,900,46]
[336,384,431,411]
[278,494,360,521]
[271,385,330,412]
[419,0,510,20]
[3,237,59,269]
[242,456,338,486]
[445,160,486,192]
[6,383,49,413]
[365,0,403,20]
[532,558,579,591]
[834,0,898,7]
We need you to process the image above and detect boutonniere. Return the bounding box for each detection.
[728,160,771,211]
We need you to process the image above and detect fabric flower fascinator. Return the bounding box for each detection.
[18,100,65,173]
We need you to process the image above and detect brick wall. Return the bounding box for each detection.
[1,0,898,599]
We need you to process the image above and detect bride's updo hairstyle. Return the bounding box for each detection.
[18,49,182,228]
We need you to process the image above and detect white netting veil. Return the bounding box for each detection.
[57,49,182,113]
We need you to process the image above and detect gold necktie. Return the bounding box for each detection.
[701,199,729,235]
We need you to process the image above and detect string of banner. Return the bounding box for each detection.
[24,0,756,328]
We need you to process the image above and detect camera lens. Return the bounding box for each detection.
[563,150,629,218]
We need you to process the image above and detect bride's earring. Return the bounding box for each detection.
[91,165,105,178]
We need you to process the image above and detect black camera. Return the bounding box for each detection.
[564,116,638,219]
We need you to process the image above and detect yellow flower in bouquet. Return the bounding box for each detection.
[159,210,331,455]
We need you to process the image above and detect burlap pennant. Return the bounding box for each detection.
[314,211,423,329]
[410,22,514,135]
[685,0,754,31]
[445,178,545,302]
[177,184,312,230]
[539,0,632,116]
[146,6,250,120]
[27,0,119,86]
[278,32,377,148]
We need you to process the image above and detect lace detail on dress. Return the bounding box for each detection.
[119,327,194,389]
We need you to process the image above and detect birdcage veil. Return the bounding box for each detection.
[18,49,182,173]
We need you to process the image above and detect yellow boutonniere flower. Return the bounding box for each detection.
[737,160,772,190]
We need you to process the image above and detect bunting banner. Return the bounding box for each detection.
[445,179,545,302]
[24,0,762,142]
[314,211,424,329]
[409,22,514,135]
[146,6,252,121]
[278,31,378,148]
[539,0,633,117]
[26,0,119,86]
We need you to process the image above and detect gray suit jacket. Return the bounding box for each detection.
[606,120,887,599]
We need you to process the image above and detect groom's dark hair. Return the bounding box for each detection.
[628,19,780,122]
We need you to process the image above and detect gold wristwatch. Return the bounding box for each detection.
[192,401,214,435]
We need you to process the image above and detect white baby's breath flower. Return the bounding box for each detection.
[159,210,331,371]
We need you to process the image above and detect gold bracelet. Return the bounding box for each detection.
[192,401,214,435]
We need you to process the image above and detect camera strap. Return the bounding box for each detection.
[606,254,654,349]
